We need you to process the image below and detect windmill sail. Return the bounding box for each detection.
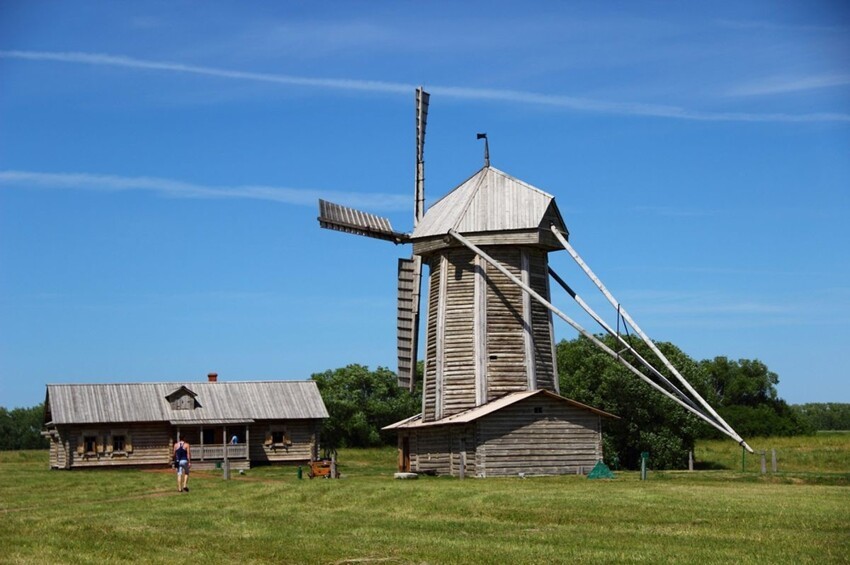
[396,88,430,390]
[318,199,406,243]
[396,257,420,390]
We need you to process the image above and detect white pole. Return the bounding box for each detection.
[550,226,753,453]
[448,230,735,439]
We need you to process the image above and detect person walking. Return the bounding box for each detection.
[173,436,191,492]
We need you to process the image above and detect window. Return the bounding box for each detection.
[533,406,543,414]
[84,435,97,453]
[113,435,126,452]
[202,429,215,445]
[272,430,286,444]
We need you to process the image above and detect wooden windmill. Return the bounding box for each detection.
[318,89,751,477]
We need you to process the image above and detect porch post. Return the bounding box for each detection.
[200,425,204,461]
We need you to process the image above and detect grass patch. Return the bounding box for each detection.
[1,439,848,564]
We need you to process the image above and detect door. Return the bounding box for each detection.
[400,436,411,472]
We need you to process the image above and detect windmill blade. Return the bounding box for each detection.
[398,87,429,391]
[414,87,429,227]
[396,256,422,390]
[317,199,407,243]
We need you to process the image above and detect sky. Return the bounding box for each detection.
[1,1,849,410]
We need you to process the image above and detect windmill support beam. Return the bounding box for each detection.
[548,225,752,453]
[447,229,739,441]
[548,266,700,412]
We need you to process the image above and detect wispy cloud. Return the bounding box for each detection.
[0,170,409,211]
[726,73,850,97]
[2,50,849,123]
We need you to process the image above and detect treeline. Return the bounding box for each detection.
[793,403,850,431]
[0,404,48,450]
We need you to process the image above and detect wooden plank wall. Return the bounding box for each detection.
[476,396,602,476]
[422,255,441,421]
[442,249,477,416]
[528,249,557,392]
[484,248,529,400]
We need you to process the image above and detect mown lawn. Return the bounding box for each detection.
[1,437,848,564]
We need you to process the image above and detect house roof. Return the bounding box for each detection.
[411,166,567,239]
[382,389,618,430]
[45,381,329,425]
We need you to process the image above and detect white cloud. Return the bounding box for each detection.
[726,74,850,97]
[0,170,409,211]
[2,50,848,123]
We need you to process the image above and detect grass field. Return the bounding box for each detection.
[1,435,848,564]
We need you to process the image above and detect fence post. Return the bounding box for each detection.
[688,450,694,471]
[771,449,777,473]
[760,450,766,474]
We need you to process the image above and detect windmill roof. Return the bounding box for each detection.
[44,381,329,425]
[411,166,566,239]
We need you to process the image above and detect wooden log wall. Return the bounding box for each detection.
[57,423,172,469]
[411,427,452,474]
[476,396,602,477]
[248,419,320,465]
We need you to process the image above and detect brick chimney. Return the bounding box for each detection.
[207,372,218,383]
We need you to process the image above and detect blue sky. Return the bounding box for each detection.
[1,1,848,409]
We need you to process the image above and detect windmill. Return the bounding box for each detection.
[318,89,751,476]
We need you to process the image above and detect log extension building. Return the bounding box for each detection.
[42,374,328,470]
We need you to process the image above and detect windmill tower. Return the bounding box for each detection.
[318,89,750,477]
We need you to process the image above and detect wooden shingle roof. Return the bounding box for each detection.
[412,166,567,239]
[45,381,329,425]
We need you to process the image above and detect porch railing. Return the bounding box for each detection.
[197,444,248,460]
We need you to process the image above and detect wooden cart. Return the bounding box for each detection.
[308,459,339,479]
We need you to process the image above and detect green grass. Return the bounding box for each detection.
[1,440,848,564]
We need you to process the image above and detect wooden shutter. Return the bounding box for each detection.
[105,434,113,453]
[264,431,273,446]
[125,434,133,453]
[76,435,85,455]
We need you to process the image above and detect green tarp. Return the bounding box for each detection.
[587,460,615,479]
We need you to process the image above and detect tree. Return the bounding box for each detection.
[793,403,850,431]
[557,335,707,470]
[0,403,49,450]
[311,364,420,449]
[699,357,811,437]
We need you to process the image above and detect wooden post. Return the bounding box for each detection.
[459,438,466,480]
[771,449,777,473]
[741,445,746,473]
[331,453,337,479]
[223,426,230,480]
[688,450,694,471]
[760,450,766,474]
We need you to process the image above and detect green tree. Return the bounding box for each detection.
[557,335,708,470]
[699,357,811,437]
[311,364,420,449]
[0,403,49,450]
[793,403,850,431]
